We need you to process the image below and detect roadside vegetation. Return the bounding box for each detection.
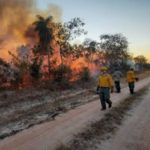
[0,14,150,91]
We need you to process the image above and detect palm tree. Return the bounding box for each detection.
[33,15,54,77]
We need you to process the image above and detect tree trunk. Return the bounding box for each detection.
[60,46,64,65]
[47,49,51,79]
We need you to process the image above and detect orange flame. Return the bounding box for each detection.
[0,0,62,62]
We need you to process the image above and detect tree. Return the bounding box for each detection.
[100,34,128,70]
[56,18,87,64]
[83,38,99,61]
[134,55,147,64]
[134,55,147,70]
[33,15,54,77]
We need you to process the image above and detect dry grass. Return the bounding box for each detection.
[0,71,149,140]
[0,89,97,140]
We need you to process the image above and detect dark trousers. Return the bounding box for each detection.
[128,82,135,94]
[99,87,112,109]
[114,81,121,93]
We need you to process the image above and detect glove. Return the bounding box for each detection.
[96,86,100,94]
[135,77,139,81]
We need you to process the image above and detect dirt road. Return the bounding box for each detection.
[0,77,150,150]
[97,86,150,150]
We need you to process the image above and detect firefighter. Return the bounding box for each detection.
[96,66,113,110]
[112,68,123,93]
[127,67,138,94]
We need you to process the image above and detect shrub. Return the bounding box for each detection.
[80,67,90,82]
[53,64,72,88]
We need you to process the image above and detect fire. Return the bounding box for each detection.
[71,57,88,72]
[0,0,103,88]
[0,0,35,61]
[0,0,62,61]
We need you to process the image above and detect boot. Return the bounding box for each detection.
[106,99,112,108]
[108,101,112,108]
[101,107,106,111]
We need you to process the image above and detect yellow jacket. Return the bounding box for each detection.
[97,74,113,88]
[127,70,136,82]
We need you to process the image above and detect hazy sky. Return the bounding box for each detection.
[37,0,150,60]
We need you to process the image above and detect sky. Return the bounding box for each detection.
[36,0,150,60]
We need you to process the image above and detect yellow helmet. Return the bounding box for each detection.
[100,66,107,71]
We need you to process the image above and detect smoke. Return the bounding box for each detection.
[0,0,36,39]
[0,0,36,60]
[0,0,62,61]
[37,3,62,22]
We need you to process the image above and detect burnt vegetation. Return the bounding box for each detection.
[0,14,149,90]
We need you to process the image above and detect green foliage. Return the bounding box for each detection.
[56,18,87,62]
[134,55,147,64]
[82,39,100,64]
[100,34,128,51]
[100,33,129,71]
[134,55,148,71]
[65,17,87,40]
[100,34,128,62]
[83,38,99,52]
